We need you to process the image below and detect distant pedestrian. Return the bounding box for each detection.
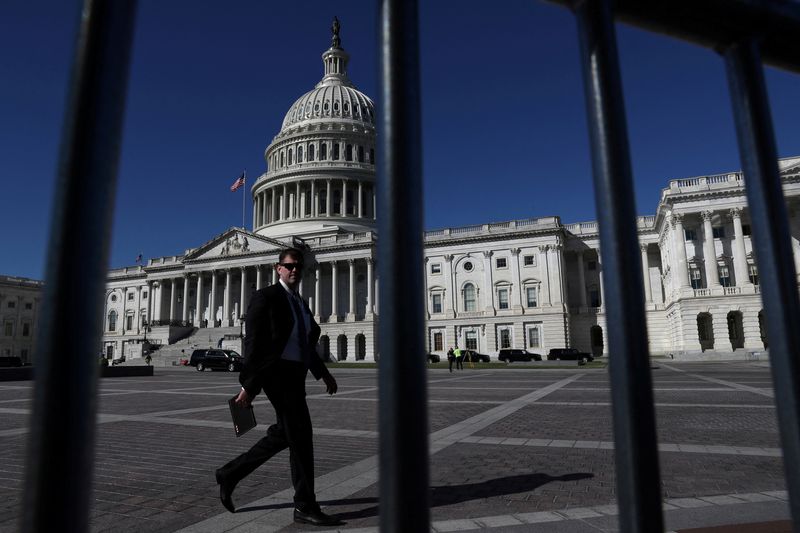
[454,347,463,370]
[218,337,223,348]
[447,347,455,373]
[144,354,152,366]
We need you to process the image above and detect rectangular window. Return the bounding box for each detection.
[498,289,509,310]
[684,229,697,241]
[499,329,511,349]
[143,291,148,300]
[526,287,538,307]
[742,224,751,236]
[25,303,32,310]
[333,144,340,160]
[22,323,30,337]
[432,294,442,314]
[465,330,478,350]
[128,292,134,301]
[495,257,507,269]
[7,301,15,309]
[690,267,704,289]
[430,263,441,274]
[523,255,535,266]
[126,315,134,330]
[590,289,601,308]
[4,321,13,337]
[528,327,541,348]
[718,265,731,287]
[712,226,726,239]
[433,332,443,352]
[749,264,759,285]
[587,261,596,271]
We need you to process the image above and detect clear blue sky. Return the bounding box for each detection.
[2,1,799,280]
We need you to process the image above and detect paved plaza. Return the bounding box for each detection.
[0,361,792,532]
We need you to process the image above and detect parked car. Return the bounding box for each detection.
[427,353,441,363]
[547,348,594,362]
[0,356,22,368]
[498,349,542,362]
[190,349,244,371]
[461,349,491,363]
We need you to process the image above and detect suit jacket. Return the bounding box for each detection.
[239,283,328,397]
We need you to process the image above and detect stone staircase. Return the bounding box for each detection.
[123,327,243,367]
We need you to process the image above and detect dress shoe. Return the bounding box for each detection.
[215,469,235,513]
[293,507,344,526]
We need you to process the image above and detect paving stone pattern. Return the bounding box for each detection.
[0,363,790,532]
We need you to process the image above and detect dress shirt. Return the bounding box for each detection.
[278,279,311,363]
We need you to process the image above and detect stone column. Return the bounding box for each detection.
[482,251,495,314]
[510,248,523,312]
[358,181,363,218]
[331,261,339,321]
[223,269,232,326]
[342,179,348,216]
[539,246,551,305]
[135,286,142,332]
[551,243,565,305]
[326,179,332,217]
[444,255,455,318]
[314,263,321,320]
[281,184,287,220]
[152,281,161,322]
[262,192,268,225]
[641,244,653,302]
[272,188,278,222]
[195,274,203,327]
[253,196,259,228]
[366,258,374,317]
[730,207,751,286]
[182,275,189,322]
[209,270,217,327]
[256,265,263,290]
[576,250,587,308]
[597,251,605,307]
[311,180,317,217]
[701,211,720,287]
[296,182,301,219]
[169,278,177,322]
[672,214,691,288]
[240,267,248,320]
[347,259,356,321]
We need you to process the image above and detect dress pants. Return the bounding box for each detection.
[217,360,317,509]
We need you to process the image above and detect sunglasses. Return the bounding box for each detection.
[278,262,304,271]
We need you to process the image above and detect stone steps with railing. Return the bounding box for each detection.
[120,327,244,367]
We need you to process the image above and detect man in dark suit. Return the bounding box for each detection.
[215,248,342,527]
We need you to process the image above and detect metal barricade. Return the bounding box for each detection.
[547,1,800,531]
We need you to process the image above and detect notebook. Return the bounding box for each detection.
[228,394,257,437]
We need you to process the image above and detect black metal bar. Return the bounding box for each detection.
[723,38,800,526]
[572,1,664,531]
[377,0,429,531]
[21,1,137,532]
[547,0,800,74]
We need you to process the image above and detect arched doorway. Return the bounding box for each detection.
[758,311,768,349]
[319,335,331,361]
[337,334,348,361]
[355,334,366,360]
[590,326,604,357]
[697,313,714,351]
[727,311,744,350]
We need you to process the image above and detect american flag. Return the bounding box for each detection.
[230,172,246,192]
[135,253,143,264]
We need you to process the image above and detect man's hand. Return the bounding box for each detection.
[235,388,252,407]
[322,373,337,395]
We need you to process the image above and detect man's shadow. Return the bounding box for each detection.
[243,472,592,521]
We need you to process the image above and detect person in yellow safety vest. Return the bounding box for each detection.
[454,347,463,370]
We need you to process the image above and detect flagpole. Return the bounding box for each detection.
[242,170,246,229]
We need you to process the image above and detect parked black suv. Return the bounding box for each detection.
[498,349,541,362]
[189,349,244,372]
[547,348,593,362]
[461,349,491,363]
[427,353,441,363]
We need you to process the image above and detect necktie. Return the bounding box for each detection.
[289,293,311,366]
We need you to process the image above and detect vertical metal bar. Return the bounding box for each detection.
[21,1,137,532]
[377,0,429,531]
[572,1,664,531]
[724,38,800,525]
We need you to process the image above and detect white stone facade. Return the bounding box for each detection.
[0,275,43,363]
[96,25,800,362]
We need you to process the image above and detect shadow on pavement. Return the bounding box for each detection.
[327,472,594,521]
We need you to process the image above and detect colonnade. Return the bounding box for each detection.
[253,178,375,228]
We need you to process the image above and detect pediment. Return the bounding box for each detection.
[184,228,288,261]
[779,156,800,175]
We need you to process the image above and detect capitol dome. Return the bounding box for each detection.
[251,18,377,241]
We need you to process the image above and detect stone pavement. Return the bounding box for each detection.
[0,360,791,532]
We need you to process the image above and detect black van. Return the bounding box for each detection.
[189,349,244,372]
[497,349,541,362]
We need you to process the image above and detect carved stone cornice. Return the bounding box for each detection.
[729,207,742,219]
[701,210,714,222]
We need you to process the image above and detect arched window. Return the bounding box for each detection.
[463,283,476,312]
[280,152,285,167]
[358,146,365,162]
[108,310,118,332]
[297,145,303,163]
[370,148,375,163]
[345,144,353,161]
[288,149,293,165]
[308,144,315,161]
[321,143,328,160]
[333,143,340,160]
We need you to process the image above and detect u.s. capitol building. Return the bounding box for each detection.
[98,24,800,364]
